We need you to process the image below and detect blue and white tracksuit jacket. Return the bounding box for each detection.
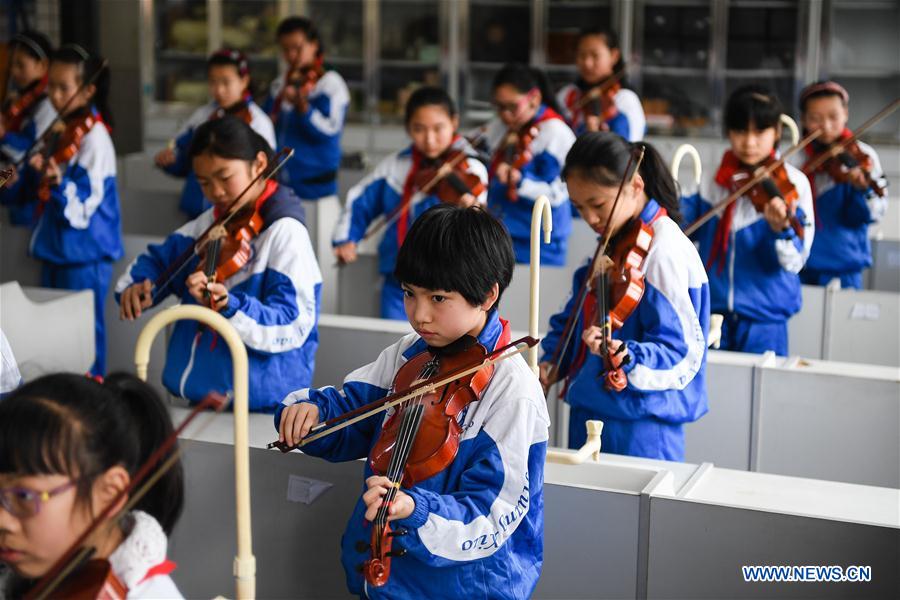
[115,183,321,412]
[263,69,349,200]
[541,200,709,461]
[276,309,550,599]
[556,83,646,141]
[0,328,22,398]
[163,101,276,219]
[484,106,575,266]
[332,138,488,319]
[794,142,888,289]
[5,110,123,376]
[0,96,57,225]
[681,162,814,356]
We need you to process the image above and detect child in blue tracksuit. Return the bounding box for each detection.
[795,81,888,289]
[332,86,488,319]
[262,16,349,202]
[0,30,56,225]
[484,63,575,266]
[118,117,321,412]
[681,85,814,356]
[277,205,550,600]
[154,48,276,220]
[540,133,709,461]
[556,27,646,141]
[3,46,123,376]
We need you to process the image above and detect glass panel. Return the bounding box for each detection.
[469,1,531,64]
[726,5,797,71]
[154,0,208,102]
[546,1,611,65]
[307,0,365,61]
[378,65,442,122]
[725,75,795,116]
[221,1,279,56]
[380,1,440,62]
[642,4,710,69]
[642,74,712,136]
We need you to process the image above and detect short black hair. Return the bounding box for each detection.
[724,84,784,134]
[395,205,514,308]
[276,16,323,54]
[404,86,456,125]
[189,115,274,162]
[0,373,184,535]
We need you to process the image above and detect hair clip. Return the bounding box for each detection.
[13,33,47,61]
[61,43,91,62]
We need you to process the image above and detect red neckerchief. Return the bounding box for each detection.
[137,559,177,585]
[496,317,511,350]
[396,146,424,247]
[488,106,563,177]
[706,150,773,274]
[213,179,277,220]
[564,208,666,386]
[802,127,853,228]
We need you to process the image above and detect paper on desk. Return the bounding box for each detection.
[287,474,333,504]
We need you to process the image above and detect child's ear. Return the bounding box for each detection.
[481,283,500,311]
[81,83,97,103]
[91,465,130,520]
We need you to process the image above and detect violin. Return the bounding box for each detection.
[573,72,623,126]
[24,393,227,600]
[36,108,96,204]
[737,156,805,238]
[2,76,48,132]
[806,139,887,197]
[286,60,324,99]
[496,122,538,201]
[545,146,646,393]
[413,149,485,207]
[210,100,253,125]
[0,167,12,188]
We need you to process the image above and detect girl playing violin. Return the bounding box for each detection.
[278,204,550,600]
[484,63,575,266]
[795,81,888,289]
[154,48,276,219]
[681,85,814,356]
[264,16,349,204]
[0,373,185,598]
[556,27,646,141]
[332,86,487,319]
[1,44,123,376]
[117,117,321,412]
[540,133,709,461]
[0,31,56,221]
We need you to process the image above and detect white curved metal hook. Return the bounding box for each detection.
[670,143,702,187]
[134,305,255,600]
[780,113,800,146]
[529,195,553,375]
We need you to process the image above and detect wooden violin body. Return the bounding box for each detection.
[499,123,538,201]
[2,78,47,132]
[37,109,96,203]
[580,80,620,123]
[29,558,128,600]
[413,150,485,206]
[740,159,804,238]
[195,200,265,298]
[814,141,886,198]
[211,100,253,124]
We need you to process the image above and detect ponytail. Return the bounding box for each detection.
[52,44,114,128]
[563,132,682,224]
[0,373,185,535]
[491,62,564,115]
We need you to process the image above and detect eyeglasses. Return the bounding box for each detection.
[493,101,524,115]
[0,481,77,518]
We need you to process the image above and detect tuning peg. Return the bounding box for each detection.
[355,541,369,553]
[386,549,407,558]
[389,528,408,537]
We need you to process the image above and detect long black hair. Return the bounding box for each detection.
[562,131,682,225]
[491,62,564,115]
[395,205,514,308]
[0,373,185,534]
[51,44,113,128]
[189,115,274,163]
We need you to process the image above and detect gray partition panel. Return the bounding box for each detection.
[169,441,358,599]
[870,238,900,293]
[756,368,900,487]
[824,289,900,367]
[534,484,641,599]
[314,318,411,388]
[337,255,381,318]
[647,498,899,599]
[683,354,755,469]
[0,222,41,286]
[788,285,826,359]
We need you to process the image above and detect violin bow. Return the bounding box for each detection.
[148,147,294,304]
[682,129,822,237]
[268,336,539,453]
[26,393,228,600]
[12,59,109,171]
[0,167,12,188]
[802,97,900,175]
[544,145,645,389]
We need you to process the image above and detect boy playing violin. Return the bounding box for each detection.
[795,81,888,289]
[277,205,550,600]
[681,84,814,356]
[117,117,321,412]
